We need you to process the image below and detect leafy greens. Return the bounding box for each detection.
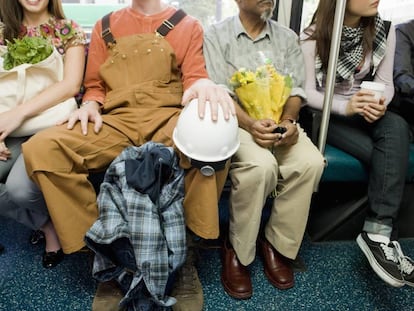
[3,36,53,70]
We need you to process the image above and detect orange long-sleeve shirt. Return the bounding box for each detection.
[83,6,208,104]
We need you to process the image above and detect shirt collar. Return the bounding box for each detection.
[233,15,271,42]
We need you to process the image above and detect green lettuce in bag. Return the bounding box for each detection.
[3,36,53,70]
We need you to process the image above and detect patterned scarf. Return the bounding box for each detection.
[315,16,388,86]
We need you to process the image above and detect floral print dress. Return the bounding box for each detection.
[0,16,87,56]
[0,16,87,103]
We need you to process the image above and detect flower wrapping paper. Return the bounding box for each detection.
[230,63,292,123]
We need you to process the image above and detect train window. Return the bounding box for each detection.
[299,0,414,33]
[62,0,239,36]
[61,0,414,38]
[300,0,318,32]
[378,0,414,24]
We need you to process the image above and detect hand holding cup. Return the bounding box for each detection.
[360,81,385,102]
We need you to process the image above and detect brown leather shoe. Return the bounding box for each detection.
[259,238,294,289]
[220,238,252,299]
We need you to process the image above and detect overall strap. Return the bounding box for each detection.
[156,9,187,37]
[101,12,115,46]
[101,9,187,46]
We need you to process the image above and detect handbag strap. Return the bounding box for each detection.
[101,9,187,46]
[16,68,26,105]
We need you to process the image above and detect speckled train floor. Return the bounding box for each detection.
[1,215,413,311]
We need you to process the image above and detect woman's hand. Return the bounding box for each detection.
[346,90,386,123]
[0,109,25,141]
[0,141,11,161]
[346,90,379,116]
[362,97,387,123]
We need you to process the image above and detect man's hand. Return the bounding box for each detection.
[181,78,236,121]
[61,101,103,135]
[272,119,298,147]
[247,118,299,149]
[248,119,277,148]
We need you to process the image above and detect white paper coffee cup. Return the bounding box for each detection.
[360,81,385,101]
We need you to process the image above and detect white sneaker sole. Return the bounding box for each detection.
[404,279,414,287]
[356,234,405,288]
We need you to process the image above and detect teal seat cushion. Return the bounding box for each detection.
[321,145,368,182]
[321,143,414,183]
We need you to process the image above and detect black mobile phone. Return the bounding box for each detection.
[273,126,287,134]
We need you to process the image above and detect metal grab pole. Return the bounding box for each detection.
[317,0,347,153]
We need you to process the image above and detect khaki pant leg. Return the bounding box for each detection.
[228,128,279,266]
[22,123,131,253]
[265,126,325,259]
[183,160,229,240]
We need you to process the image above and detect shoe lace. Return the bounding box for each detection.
[380,243,399,263]
[392,241,414,275]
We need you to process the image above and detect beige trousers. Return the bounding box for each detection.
[228,125,325,265]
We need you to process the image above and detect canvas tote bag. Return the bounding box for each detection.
[0,47,77,137]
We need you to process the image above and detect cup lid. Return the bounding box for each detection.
[360,81,385,91]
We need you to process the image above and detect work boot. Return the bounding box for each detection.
[170,246,203,311]
[92,280,124,311]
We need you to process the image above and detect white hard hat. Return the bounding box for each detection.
[173,99,239,176]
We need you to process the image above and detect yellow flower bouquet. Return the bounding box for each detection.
[229,61,292,123]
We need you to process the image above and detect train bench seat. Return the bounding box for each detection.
[321,141,414,183]
[299,108,414,242]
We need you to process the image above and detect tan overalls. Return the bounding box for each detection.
[23,31,228,253]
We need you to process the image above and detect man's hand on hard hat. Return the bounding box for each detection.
[182,78,236,121]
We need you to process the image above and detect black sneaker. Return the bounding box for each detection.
[356,232,404,287]
[392,241,414,287]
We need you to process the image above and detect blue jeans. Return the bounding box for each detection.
[0,136,48,230]
[0,136,28,181]
[2,155,48,230]
[327,111,410,239]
